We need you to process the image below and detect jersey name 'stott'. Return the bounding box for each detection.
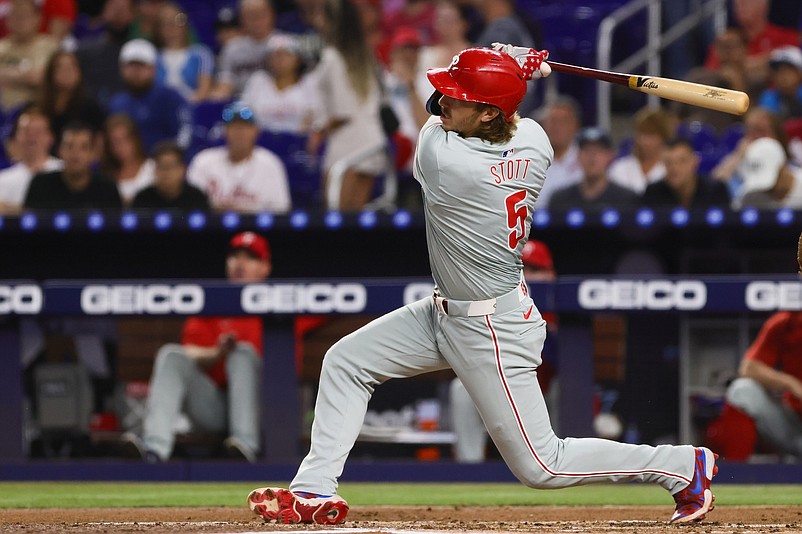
[413,116,553,301]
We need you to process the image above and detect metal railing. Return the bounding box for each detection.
[596,0,728,131]
[325,142,397,212]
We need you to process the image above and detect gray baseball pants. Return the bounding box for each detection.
[142,343,261,460]
[291,292,695,496]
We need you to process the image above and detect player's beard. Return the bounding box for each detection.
[441,110,484,138]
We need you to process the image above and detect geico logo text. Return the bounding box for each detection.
[745,281,802,311]
[81,285,205,314]
[578,280,707,310]
[403,283,436,305]
[0,285,43,314]
[241,283,366,313]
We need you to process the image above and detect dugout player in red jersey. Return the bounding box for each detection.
[121,232,270,463]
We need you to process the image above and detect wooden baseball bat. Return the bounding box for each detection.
[547,61,750,116]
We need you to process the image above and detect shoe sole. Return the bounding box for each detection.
[247,487,348,525]
[670,447,718,524]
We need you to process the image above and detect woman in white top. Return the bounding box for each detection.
[155,1,215,103]
[101,114,155,207]
[415,0,472,98]
[309,0,387,212]
[240,33,320,134]
[608,106,674,195]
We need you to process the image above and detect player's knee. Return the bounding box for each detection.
[320,338,357,377]
[726,377,767,412]
[154,343,191,371]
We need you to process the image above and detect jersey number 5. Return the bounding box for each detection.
[505,190,528,249]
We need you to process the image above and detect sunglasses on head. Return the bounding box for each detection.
[222,106,254,123]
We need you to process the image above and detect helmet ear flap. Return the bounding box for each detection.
[426,90,443,116]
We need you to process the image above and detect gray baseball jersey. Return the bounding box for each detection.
[290,114,696,499]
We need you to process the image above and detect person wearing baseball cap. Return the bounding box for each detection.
[549,127,639,209]
[737,136,802,209]
[758,46,802,121]
[107,38,192,154]
[121,231,270,464]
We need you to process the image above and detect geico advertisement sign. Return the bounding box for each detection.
[0,285,43,314]
[242,283,366,313]
[578,280,707,310]
[81,285,204,314]
[745,281,802,310]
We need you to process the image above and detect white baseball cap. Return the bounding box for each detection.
[738,137,787,194]
[119,39,157,66]
[769,45,802,71]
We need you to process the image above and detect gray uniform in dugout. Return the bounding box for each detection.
[290,112,696,495]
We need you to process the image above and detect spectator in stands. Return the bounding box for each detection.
[154,1,214,103]
[274,0,324,62]
[414,1,471,98]
[36,50,107,156]
[757,46,802,122]
[131,140,208,209]
[532,96,583,209]
[549,127,639,209]
[240,33,320,134]
[704,0,800,87]
[0,107,62,214]
[210,0,278,100]
[608,106,674,195]
[214,5,242,53]
[75,0,135,107]
[108,38,192,153]
[382,0,434,48]
[711,106,786,199]
[100,114,155,206]
[0,0,58,113]
[0,0,76,44]
[23,121,122,209]
[736,136,802,209]
[725,306,802,459]
[121,231,271,463]
[309,0,387,212]
[130,0,166,43]
[641,138,730,209]
[383,27,429,172]
[450,239,557,463]
[187,101,291,213]
[354,0,386,65]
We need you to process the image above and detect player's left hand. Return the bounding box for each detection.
[492,43,551,80]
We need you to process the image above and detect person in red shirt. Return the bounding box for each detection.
[122,231,271,463]
[704,0,800,85]
[725,286,802,458]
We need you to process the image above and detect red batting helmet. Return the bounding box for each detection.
[427,48,527,122]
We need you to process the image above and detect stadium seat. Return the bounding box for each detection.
[677,120,721,173]
[719,122,745,154]
[257,131,322,208]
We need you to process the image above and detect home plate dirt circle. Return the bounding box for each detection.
[1,505,801,533]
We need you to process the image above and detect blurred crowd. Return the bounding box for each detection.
[0,0,802,215]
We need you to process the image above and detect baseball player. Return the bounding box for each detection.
[248,45,716,525]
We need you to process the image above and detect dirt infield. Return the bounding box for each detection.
[2,506,801,533]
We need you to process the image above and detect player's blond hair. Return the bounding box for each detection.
[474,104,519,144]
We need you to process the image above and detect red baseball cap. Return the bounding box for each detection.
[522,240,553,271]
[229,231,270,261]
[391,27,422,49]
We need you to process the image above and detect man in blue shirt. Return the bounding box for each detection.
[108,39,192,154]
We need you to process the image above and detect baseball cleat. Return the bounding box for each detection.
[247,487,349,525]
[669,447,718,524]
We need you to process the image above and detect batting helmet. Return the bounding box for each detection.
[426,48,527,122]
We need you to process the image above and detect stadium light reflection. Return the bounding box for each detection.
[255,212,273,229]
[222,211,240,229]
[600,209,619,227]
[324,211,342,229]
[154,211,172,230]
[53,212,71,231]
[290,210,309,229]
[393,209,411,228]
[636,208,654,227]
[566,209,584,228]
[705,208,724,226]
[20,213,36,231]
[120,212,138,231]
[740,207,758,226]
[670,208,689,227]
[187,211,206,230]
[87,212,104,231]
[776,208,794,226]
[532,210,550,228]
[358,210,377,229]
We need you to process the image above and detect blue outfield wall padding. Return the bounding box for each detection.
[0,460,800,483]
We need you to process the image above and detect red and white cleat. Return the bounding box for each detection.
[247,487,349,525]
[669,447,718,523]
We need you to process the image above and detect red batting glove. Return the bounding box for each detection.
[492,43,551,80]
